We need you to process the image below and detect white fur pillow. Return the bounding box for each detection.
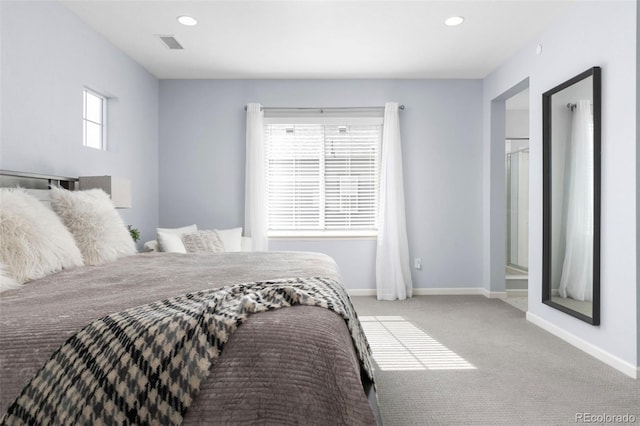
[0,262,21,293]
[50,187,136,266]
[0,188,84,284]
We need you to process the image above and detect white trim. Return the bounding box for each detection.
[414,287,484,296]
[505,275,528,280]
[506,289,529,297]
[270,235,377,241]
[481,288,507,299]
[347,287,505,297]
[264,117,384,126]
[269,230,377,238]
[526,311,638,379]
[348,289,377,296]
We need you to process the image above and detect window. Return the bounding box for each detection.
[83,89,106,150]
[264,114,382,237]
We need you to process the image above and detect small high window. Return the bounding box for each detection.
[83,89,106,150]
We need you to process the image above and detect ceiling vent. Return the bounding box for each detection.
[158,35,183,50]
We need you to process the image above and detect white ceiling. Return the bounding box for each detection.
[61,0,575,80]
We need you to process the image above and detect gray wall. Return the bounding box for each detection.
[505,109,529,139]
[0,1,160,245]
[483,1,638,367]
[159,79,483,290]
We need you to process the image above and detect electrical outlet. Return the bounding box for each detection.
[414,258,422,270]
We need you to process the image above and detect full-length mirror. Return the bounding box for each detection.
[542,67,601,325]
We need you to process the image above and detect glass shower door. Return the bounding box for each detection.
[506,140,529,272]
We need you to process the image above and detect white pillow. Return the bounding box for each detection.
[50,187,137,266]
[143,240,159,252]
[0,188,84,283]
[156,224,197,253]
[181,230,225,253]
[215,227,243,252]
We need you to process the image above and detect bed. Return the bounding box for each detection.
[0,170,379,425]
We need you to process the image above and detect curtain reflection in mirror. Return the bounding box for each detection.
[559,100,593,302]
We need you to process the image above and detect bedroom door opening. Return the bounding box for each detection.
[504,88,529,311]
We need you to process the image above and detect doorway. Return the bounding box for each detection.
[504,88,529,311]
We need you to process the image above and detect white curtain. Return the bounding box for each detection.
[376,102,413,300]
[244,103,268,251]
[559,100,593,301]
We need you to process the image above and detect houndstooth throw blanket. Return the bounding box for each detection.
[2,277,374,426]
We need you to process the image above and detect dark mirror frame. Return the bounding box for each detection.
[542,66,601,325]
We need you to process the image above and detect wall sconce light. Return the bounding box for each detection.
[79,176,132,208]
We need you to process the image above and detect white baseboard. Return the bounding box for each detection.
[506,289,528,297]
[414,287,485,296]
[347,289,377,296]
[347,288,506,298]
[481,289,507,299]
[526,311,638,379]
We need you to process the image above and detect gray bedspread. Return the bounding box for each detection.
[0,252,376,425]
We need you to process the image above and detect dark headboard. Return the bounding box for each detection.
[0,170,78,190]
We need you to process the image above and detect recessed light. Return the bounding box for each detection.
[444,16,465,27]
[177,15,197,26]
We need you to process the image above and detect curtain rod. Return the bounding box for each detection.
[567,102,592,111]
[244,105,405,111]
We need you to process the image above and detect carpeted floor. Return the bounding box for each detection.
[503,295,527,312]
[351,295,640,426]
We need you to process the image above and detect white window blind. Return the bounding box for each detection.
[265,118,382,236]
